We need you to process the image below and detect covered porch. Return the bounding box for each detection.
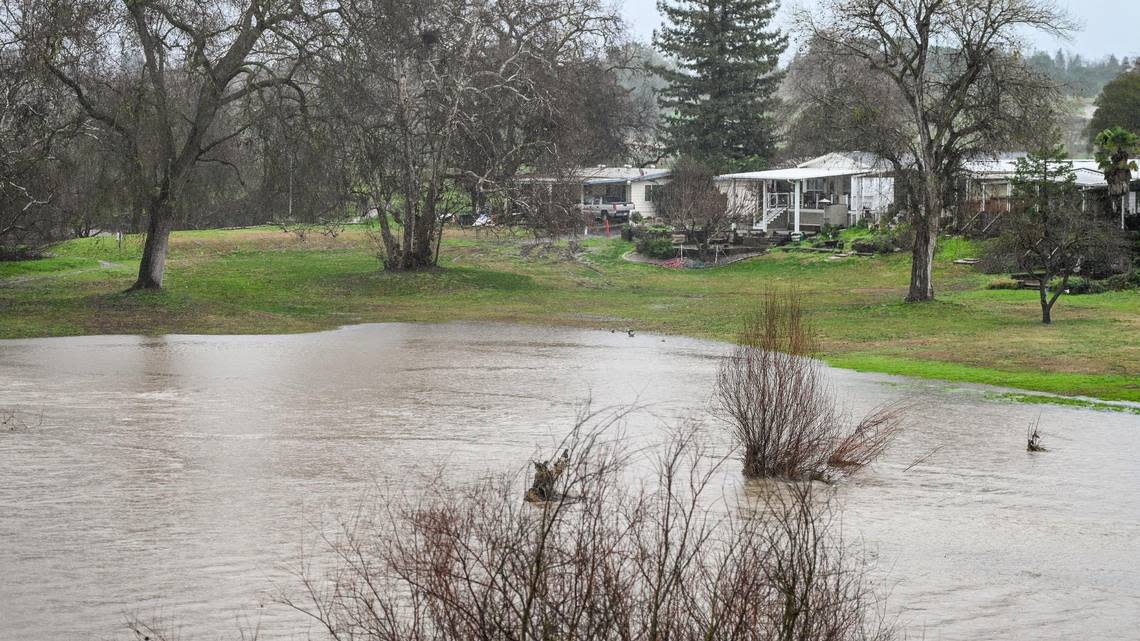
[579,179,630,206]
[716,167,870,235]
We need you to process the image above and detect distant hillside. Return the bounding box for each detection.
[1028,50,1130,98]
[1028,50,1130,155]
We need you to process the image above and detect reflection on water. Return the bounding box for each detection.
[0,323,1137,641]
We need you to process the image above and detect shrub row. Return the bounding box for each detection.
[846,224,914,255]
[850,234,898,255]
[635,236,677,260]
[1065,269,1140,295]
[985,269,1140,294]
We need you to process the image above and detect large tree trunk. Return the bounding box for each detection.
[131,199,173,290]
[906,174,943,302]
[369,196,400,270]
[412,208,437,267]
[907,219,937,302]
[400,201,416,270]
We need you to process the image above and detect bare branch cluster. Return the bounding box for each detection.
[651,159,750,261]
[0,1,88,252]
[281,412,894,641]
[3,0,649,280]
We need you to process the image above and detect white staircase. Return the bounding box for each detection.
[754,206,786,231]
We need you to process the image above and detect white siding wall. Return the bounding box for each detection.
[631,180,666,218]
[853,176,894,215]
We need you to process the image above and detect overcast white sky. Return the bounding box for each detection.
[619,0,1140,60]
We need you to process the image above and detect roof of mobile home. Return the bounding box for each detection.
[519,166,671,185]
[716,167,871,182]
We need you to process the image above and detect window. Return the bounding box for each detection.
[645,184,660,202]
[805,178,826,192]
[604,184,626,203]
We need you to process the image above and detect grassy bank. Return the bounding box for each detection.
[2,226,1138,401]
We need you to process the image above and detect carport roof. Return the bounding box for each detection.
[716,167,870,182]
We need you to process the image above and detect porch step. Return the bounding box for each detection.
[756,206,786,229]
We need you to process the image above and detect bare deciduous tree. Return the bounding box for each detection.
[510,173,591,247]
[653,159,741,261]
[455,43,655,228]
[30,0,327,288]
[253,97,353,238]
[781,36,918,223]
[0,2,82,254]
[322,0,626,271]
[802,0,1072,302]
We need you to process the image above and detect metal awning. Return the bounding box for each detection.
[716,167,868,181]
[583,171,672,185]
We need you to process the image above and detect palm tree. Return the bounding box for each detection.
[1094,127,1139,226]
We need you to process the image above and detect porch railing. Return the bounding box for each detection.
[766,192,836,210]
[766,192,791,209]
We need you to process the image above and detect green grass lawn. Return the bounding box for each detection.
[2,225,1138,402]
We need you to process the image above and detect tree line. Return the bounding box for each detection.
[1,0,658,284]
[1028,49,1132,99]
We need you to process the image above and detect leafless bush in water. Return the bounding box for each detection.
[1027,417,1047,452]
[716,292,905,478]
[123,615,181,641]
[122,613,261,641]
[280,414,893,641]
[829,403,908,469]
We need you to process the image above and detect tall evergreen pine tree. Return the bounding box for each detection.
[652,0,786,171]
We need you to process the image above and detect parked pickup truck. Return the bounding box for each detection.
[578,198,637,222]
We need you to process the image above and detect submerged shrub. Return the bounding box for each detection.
[716,291,904,479]
[285,417,895,641]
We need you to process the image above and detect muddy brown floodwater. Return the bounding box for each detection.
[1,323,1138,641]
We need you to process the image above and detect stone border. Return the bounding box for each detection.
[621,249,767,269]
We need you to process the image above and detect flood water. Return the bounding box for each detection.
[1,323,1138,641]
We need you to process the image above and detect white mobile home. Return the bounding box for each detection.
[961,155,1139,232]
[716,153,895,234]
[576,166,672,219]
